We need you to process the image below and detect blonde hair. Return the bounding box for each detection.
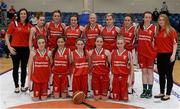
[157,14,174,37]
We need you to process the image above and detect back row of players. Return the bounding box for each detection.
[6,9,178,101]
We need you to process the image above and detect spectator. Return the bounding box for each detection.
[8,5,16,20]
[160,1,169,16]
[30,14,37,26]
[0,29,9,58]
[0,0,8,26]
[152,8,159,22]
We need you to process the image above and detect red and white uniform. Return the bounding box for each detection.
[52,48,70,94]
[111,49,130,100]
[91,48,110,96]
[31,49,51,98]
[121,26,136,51]
[156,28,178,53]
[65,26,82,51]
[32,26,47,49]
[85,24,101,50]
[137,24,156,68]
[47,21,64,49]
[101,26,119,51]
[72,50,89,95]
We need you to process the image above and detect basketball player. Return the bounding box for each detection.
[89,36,111,100]
[28,36,51,101]
[71,38,89,96]
[65,14,84,51]
[46,10,65,50]
[120,15,136,94]
[111,36,134,101]
[137,11,157,99]
[51,36,71,98]
[101,13,120,51]
[84,13,102,50]
[29,13,47,50]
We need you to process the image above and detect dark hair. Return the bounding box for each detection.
[52,10,62,17]
[17,8,29,25]
[105,13,114,19]
[94,35,104,48]
[124,14,133,21]
[76,38,86,57]
[52,36,66,60]
[68,14,79,26]
[139,11,152,30]
[36,12,45,19]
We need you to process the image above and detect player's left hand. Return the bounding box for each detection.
[170,54,175,62]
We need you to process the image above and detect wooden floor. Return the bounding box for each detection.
[0,57,179,85]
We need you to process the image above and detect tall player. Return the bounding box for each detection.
[28,36,51,101]
[111,36,134,101]
[71,38,89,96]
[120,15,136,94]
[101,13,120,51]
[137,11,157,99]
[29,13,47,50]
[65,14,84,51]
[84,13,102,50]
[89,36,111,100]
[46,10,65,50]
[51,36,71,98]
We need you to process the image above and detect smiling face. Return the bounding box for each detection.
[116,38,125,49]
[70,16,78,27]
[143,13,152,24]
[106,15,114,26]
[37,16,45,27]
[76,40,84,50]
[20,10,27,23]
[57,37,65,48]
[89,14,97,24]
[95,37,103,49]
[53,12,61,23]
[158,16,166,27]
[37,38,46,50]
[124,16,132,27]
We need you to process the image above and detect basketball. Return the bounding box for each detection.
[72,91,85,104]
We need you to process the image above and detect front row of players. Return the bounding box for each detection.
[28,35,134,101]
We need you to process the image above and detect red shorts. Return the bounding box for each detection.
[72,75,88,96]
[33,82,48,98]
[112,74,128,101]
[92,74,109,97]
[138,55,154,69]
[53,74,68,93]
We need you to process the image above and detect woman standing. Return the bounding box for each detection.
[5,8,32,93]
[154,14,177,101]
[28,36,51,101]
[46,10,65,50]
[137,11,157,99]
[89,36,111,100]
[29,13,47,50]
[101,13,120,52]
[84,13,102,50]
[65,14,84,51]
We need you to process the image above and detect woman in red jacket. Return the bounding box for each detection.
[5,8,32,93]
[154,14,178,101]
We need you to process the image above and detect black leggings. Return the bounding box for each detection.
[157,53,175,95]
[11,47,29,88]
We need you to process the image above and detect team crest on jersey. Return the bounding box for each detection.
[64,55,67,59]
[129,33,132,36]
[46,56,49,61]
[101,54,105,59]
[112,31,115,35]
[149,30,152,35]
[95,28,98,32]
[76,29,79,33]
[123,55,127,60]
[59,27,62,31]
[17,27,22,31]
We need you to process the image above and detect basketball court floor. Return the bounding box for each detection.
[0,68,179,109]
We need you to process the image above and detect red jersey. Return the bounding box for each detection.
[65,26,82,51]
[85,24,101,50]
[32,26,47,49]
[91,48,109,75]
[32,49,50,83]
[7,21,32,47]
[101,26,118,51]
[156,28,178,53]
[137,24,156,59]
[111,49,130,75]
[52,48,70,74]
[72,50,89,76]
[121,26,136,51]
[48,21,64,49]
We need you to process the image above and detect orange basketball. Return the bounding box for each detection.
[72,91,85,104]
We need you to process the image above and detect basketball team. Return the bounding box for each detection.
[5,8,177,102]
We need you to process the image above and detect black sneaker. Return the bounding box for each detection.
[140,90,147,98]
[161,95,170,101]
[145,89,152,99]
[128,88,135,94]
[154,94,165,98]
